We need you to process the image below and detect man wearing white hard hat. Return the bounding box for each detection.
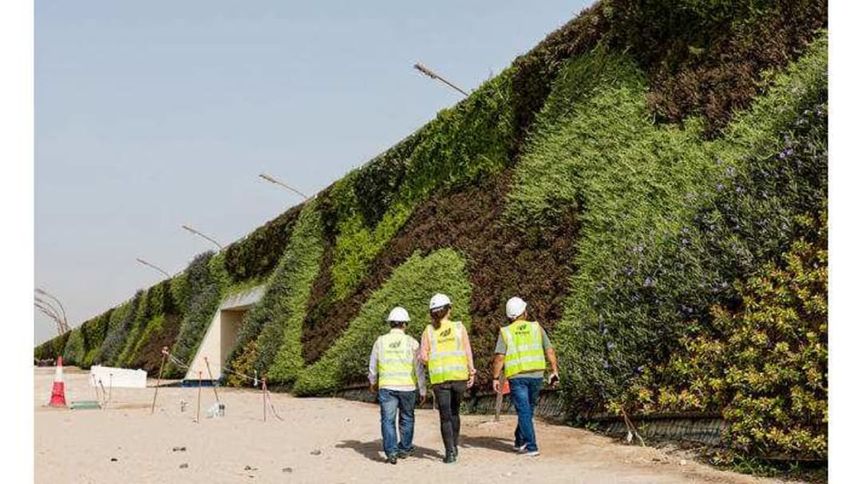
[491,297,559,457]
[418,293,476,463]
[368,306,426,465]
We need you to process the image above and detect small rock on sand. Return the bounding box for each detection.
[310,449,322,456]
[172,446,186,452]
[179,463,189,469]
[282,467,293,473]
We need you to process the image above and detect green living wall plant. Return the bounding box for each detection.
[293,248,472,396]
[626,211,827,460]
[223,204,303,283]
[165,251,231,377]
[115,282,162,366]
[99,295,141,365]
[120,278,185,370]
[326,71,517,301]
[255,203,324,384]
[80,309,112,367]
[505,36,826,410]
[35,332,69,361]
[61,329,85,366]
[224,201,324,386]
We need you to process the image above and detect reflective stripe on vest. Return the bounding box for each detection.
[502,321,546,378]
[427,320,468,385]
[377,332,417,388]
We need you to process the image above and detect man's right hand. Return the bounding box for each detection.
[492,379,501,394]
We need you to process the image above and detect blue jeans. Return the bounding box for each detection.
[509,377,543,452]
[378,389,417,457]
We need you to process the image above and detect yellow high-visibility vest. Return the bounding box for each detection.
[426,320,469,385]
[501,321,546,378]
[377,331,418,388]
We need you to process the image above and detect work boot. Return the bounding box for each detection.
[443,452,456,464]
[386,454,398,465]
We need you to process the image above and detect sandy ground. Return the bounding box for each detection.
[35,367,787,484]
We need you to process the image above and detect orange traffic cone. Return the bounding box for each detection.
[48,356,67,407]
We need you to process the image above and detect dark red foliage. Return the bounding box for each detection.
[223,204,304,283]
[301,171,578,388]
[131,313,183,373]
[606,0,827,134]
[510,3,609,153]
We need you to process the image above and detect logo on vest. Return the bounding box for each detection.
[514,323,531,335]
[388,340,403,349]
[435,327,455,344]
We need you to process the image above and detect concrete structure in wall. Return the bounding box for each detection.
[184,285,265,384]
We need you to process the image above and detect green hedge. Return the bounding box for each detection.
[293,248,472,395]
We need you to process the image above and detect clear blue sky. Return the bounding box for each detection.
[35,0,590,344]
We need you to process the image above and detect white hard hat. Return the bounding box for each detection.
[429,293,452,311]
[387,306,410,323]
[506,297,527,320]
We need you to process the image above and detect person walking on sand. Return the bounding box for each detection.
[368,306,427,465]
[492,297,559,457]
[419,293,476,464]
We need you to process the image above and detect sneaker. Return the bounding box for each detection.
[396,448,415,459]
[513,443,527,452]
[519,450,540,457]
[386,455,398,465]
[443,452,456,464]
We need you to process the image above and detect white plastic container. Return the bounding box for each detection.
[89,365,148,388]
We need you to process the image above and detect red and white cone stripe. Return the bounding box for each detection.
[48,356,67,408]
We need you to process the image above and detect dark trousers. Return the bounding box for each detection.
[432,380,466,455]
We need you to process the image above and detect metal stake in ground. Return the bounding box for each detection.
[151,347,168,414]
[204,356,220,403]
[98,379,107,410]
[195,371,203,423]
[91,374,101,406]
[262,378,267,422]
